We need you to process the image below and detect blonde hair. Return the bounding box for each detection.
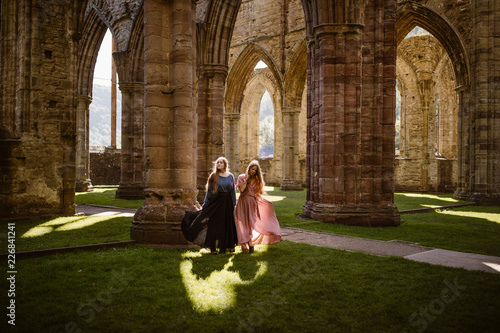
[245,160,264,196]
[206,157,230,194]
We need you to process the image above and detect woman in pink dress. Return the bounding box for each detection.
[235,160,282,254]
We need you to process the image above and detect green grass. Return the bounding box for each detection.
[394,192,468,211]
[4,187,499,256]
[75,187,144,209]
[6,215,132,252]
[2,242,500,333]
[266,187,500,257]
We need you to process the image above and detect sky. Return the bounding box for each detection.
[93,30,113,87]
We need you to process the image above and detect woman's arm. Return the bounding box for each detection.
[237,174,247,193]
[230,174,237,208]
[202,188,213,209]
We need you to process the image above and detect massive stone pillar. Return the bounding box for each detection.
[302,1,400,226]
[224,112,241,176]
[75,95,93,192]
[131,0,198,244]
[460,0,500,205]
[280,106,302,190]
[196,64,228,203]
[116,82,145,199]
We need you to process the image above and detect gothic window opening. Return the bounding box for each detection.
[255,60,267,69]
[259,90,274,158]
[90,29,122,151]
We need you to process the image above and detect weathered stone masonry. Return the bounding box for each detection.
[1,0,500,241]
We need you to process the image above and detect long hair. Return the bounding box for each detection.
[206,157,230,194]
[245,160,264,196]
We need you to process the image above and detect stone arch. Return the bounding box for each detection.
[224,43,283,181]
[225,43,283,116]
[397,2,469,87]
[197,0,242,65]
[238,71,283,185]
[77,9,108,97]
[114,3,144,83]
[395,34,458,192]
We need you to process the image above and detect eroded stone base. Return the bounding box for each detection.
[76,179,93,192]
[465,192,500,206]
[131,188,200,244]
[303,203,401,227]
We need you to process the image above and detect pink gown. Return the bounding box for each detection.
[235,174,282,247]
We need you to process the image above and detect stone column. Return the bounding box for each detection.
[417,74,436,191]
[464,0,500,205]
[303,38,317,214]
[196,64,228,203]
[131,0,198,244]
[303,23,400,226]
[224,112,241,176]
[75,95,93,192]
[280,106,302,190]
[116,82,145,199]
[454,85,470,200]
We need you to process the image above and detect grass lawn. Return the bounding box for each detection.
[2,188,500,332]
[2,242,500,333]
[5,187,499,257]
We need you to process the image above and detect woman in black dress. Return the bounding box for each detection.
[182,157,238,254]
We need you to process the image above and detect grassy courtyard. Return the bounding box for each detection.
[1,188,499,332]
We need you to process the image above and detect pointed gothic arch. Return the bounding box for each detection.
[397,2,469,87]
[225,43,283,116]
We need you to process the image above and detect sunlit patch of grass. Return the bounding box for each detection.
[437,209,500,224]
[397,192,461,202]
[5,216,132,252]
[180,250,268,313]
[262,194,285,202]
[22,216,121,238]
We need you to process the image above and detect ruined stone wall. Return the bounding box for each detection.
[90,150,121,185]
[229,0,305,69]
[395,35,458,192]
[0,1,84,219]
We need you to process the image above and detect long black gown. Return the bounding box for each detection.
[182,174,238,253]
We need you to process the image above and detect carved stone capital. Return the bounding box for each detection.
[198,64,229,79]
[224,113,241,121]
[77,95,92,105]
[281,107,301,115]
